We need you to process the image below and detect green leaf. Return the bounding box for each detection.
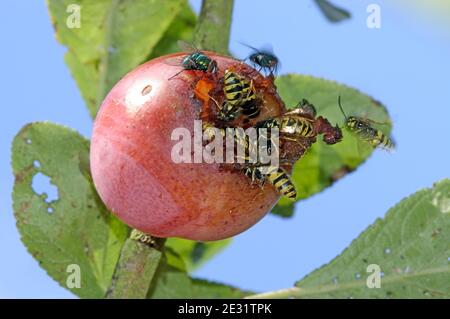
[165,238,231,272]
[249,179,450,298]
[273,74,393,217]
[11,122,129,298]
[148,1,197,59]
[47,0,185,118]
[148,249,251,298]
[314,0,351,23]
[296,179,450,298]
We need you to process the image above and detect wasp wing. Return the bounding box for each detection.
[283,108,315,121]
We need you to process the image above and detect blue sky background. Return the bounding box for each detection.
[1,1,449,298]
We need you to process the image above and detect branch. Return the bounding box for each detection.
[245,287,302,299]
[245,265,450,298]
[105,230,166,299]
[193,0,234,54]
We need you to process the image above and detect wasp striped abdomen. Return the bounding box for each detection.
[244,165,296,200]
[256,112,315,140]
[280,116,315,137]
[218,70,260,122]
[265,166,297,200]
[223,71,245,106]
[241,100,260,119]
[239,77,260,119]
[376,131,395,150]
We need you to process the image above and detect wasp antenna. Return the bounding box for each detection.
[337,95,348,120]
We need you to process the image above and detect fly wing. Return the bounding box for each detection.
[259,43,275,55]
[294,99,317,117]
[177,40,199,53]
[346,127,372,157]
[351,123,379,153]
[258,44,280,72]
[163,56,185,67]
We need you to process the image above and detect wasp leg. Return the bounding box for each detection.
[253,167,266,189]
[258,177,266,189]
[245,79,255,100]
[250,167,258,184]
[280,136,308,152]
[207,94,222,110]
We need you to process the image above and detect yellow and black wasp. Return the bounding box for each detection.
[244,165,297,200]
[254,99,317,154]
[216,70,261,122]
[338,96,394,151]
[202,122,297,200]
[237,132,297,201]
[166,41,218,80]
[254,99,342,166]
[257,99,342,144]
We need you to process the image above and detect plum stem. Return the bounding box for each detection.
[194,0,234,54]
[105,229,166,299]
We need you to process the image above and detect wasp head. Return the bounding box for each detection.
[347,117,366,132]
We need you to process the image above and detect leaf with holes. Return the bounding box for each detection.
[166,238,231,272]
[47,0,185,118]
[147,249,251,298]
[11,122,129,298]
[272,74,393,217]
